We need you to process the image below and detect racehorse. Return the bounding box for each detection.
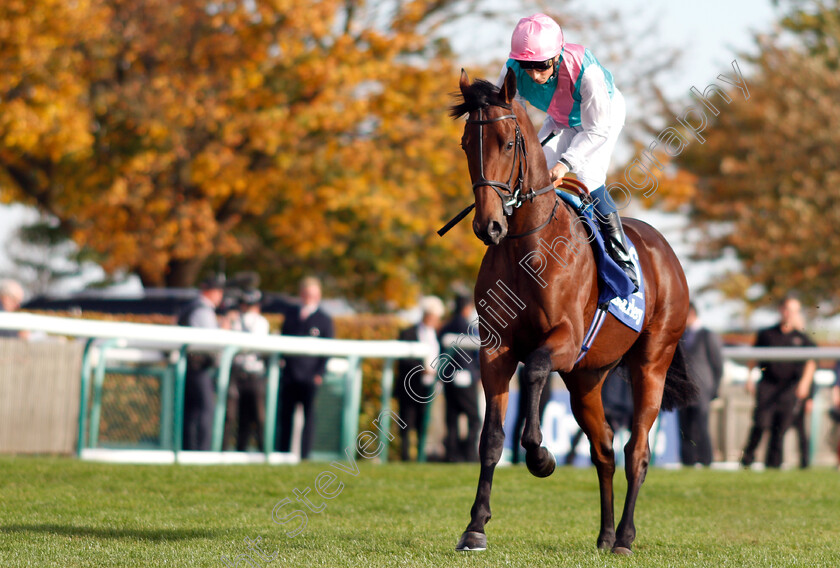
[449,69,696,555]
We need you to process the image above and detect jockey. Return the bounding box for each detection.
[498,13,638,291]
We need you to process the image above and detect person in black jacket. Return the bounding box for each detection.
[276,277,334,459]
[741,296,817,469]
[678,302,724,467]
[438,294,481,462]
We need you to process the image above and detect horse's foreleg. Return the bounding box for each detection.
[518,331,581,478]
[519,347,556,478]
[456,353,515,552]
[614,351,671,555]
[567,370,617,550]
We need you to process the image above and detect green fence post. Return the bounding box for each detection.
[264,353,281,458]
[341,356,362,452]
[89,339,119,449]
[418,378,440,463]
[212,346,240,452]
[160,360,175,450]
[378,357,395,463]
[77,338,97,456]
[174,345,189,455]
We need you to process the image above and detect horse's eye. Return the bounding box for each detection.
[506,141,515,150]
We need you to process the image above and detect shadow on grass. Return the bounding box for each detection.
[0,523,217,541]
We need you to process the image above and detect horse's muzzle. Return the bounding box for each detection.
[474,219,507,246]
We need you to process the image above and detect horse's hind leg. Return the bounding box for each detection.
[566,369,617,550]
[456,350,516,551]
[519,347,556,478]
[614,341,676,554]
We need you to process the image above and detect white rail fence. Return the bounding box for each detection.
[1,313,838,466]
[0,312,431,464]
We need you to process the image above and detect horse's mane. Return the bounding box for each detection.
[449,79,511,119]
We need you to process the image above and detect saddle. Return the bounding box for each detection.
[555,181,645,352]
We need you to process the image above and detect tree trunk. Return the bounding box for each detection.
[136,257,206,288]
[165,258,207,287]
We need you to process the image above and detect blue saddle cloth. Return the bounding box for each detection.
[556,191,645,332]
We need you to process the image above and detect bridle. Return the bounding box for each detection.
[438,104,560,239]
[467,106,530,217]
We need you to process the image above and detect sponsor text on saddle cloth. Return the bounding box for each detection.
[555,190,646,358]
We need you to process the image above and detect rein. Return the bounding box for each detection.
[438,105,586,237]
[507,198,559,239]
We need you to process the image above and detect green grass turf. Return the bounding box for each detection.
[1,456,839,567]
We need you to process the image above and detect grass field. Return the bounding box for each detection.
[1,456,839,567]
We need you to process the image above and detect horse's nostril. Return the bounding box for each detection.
[488,221,503,238]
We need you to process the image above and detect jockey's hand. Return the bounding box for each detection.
[549,161,569,184]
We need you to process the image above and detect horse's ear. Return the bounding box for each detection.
[459,69,470,95]
[500,67,517,105]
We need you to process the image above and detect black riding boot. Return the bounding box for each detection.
[600,212,639,293]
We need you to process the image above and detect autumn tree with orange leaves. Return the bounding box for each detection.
[646,0,840,311]
[0,0,497,306]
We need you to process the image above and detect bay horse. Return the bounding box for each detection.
[450,69,696,555]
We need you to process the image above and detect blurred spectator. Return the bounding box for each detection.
[217,288,243,450]
[438,294,481,462]
[231,289,270,451]
[177,274,226,451]
[741,296,816,469]
[217,288,242,330]
[831,366,840,469]
[678,302,724,467]
[277,277,334,459]
[0,279,25,338]
[395,295,444,462]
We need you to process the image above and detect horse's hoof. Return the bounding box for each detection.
[526,447,556,478]
[612,546,633,556]
[455,531,487,551]
[597,536,616,550]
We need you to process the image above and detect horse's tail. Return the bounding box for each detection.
[660,340,700,411]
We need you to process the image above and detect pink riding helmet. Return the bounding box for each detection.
[509,13,565,61]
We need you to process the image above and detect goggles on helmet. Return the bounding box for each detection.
[517,58,554,71]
